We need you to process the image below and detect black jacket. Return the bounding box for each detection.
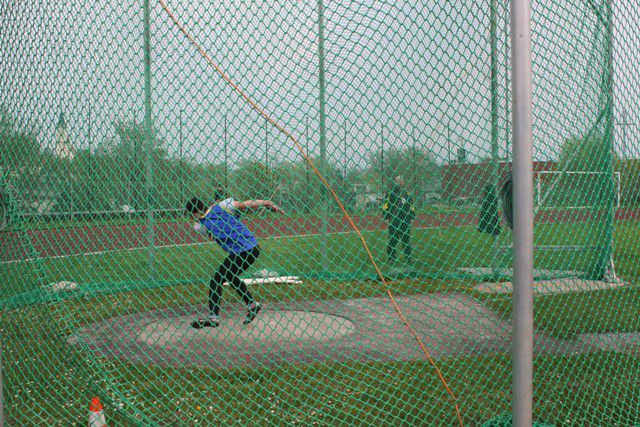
[383,186,415,223]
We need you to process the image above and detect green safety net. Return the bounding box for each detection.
[1,0,639,425]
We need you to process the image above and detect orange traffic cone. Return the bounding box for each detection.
[88,396,108,427]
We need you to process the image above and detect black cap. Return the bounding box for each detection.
[186,197,205,214]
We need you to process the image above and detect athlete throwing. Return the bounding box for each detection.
[186,194,282,328]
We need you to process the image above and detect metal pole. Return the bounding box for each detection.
[179,109,183,202]
[224,115,229,191]
[510,0,534,424]
[447,121,451,164]
[503,9,512,164]
[306,116,310,212]
[88,100,92,195]
[490,0,500,180]
[412,130,417,200]
[343,123,347,178]
[317,0,328,270]
[265,118,269,193]
[317,0,327,163]
[602,0,616,281]
[622,109,627,158]
[490,0,501,273]
[265,118,269,169]
[88,100,92,154]
[143,0,156,281]
[380,122,385,189]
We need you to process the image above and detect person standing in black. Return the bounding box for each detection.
[383,175,416,264]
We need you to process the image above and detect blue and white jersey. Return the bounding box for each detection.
[194,198,258,254]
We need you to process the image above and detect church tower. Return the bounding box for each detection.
[55,112,75,160]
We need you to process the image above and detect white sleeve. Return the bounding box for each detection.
[193,222,208,236]
[218,197,235,213]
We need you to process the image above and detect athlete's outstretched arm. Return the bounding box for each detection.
[235,199,283,213]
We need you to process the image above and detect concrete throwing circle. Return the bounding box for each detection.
[68,294,640,370]
[67,295,516,369]
[138,310,356,347]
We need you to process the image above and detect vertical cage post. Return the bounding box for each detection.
[510,0,534,424]
[317,0,328,270]
[143,0,156,281]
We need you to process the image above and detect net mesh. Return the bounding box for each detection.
[1,0,639,425]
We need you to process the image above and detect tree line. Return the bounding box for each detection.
[1,115,441,219]
[5,112,635,221]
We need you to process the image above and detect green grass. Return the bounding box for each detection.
[1,219,631,299]
[478,220,640,339]
[481,286,640,339]
[2,219,640,425]
[1,225,496,301]
[4,311,640,426]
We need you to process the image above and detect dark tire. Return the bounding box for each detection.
[500,172,513,229]
[0,192,7,232]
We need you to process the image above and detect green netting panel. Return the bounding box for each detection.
[1,0,639,425]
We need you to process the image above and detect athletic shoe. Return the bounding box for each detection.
[191,316,219,329]
[243,302,262,325]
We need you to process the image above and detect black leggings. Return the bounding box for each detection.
[209,245,261,315]
[388,222,411,260]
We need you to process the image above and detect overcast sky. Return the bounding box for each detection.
[1,0,638,169]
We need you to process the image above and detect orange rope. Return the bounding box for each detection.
[158,1,462,424]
